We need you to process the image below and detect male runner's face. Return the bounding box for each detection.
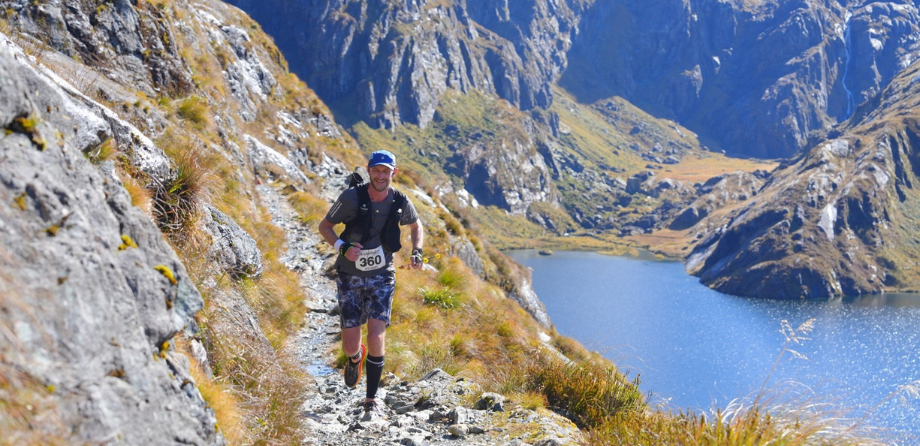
[368,165,395,192]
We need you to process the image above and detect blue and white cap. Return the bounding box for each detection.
[368,150,396,169]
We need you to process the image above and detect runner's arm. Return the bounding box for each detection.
[319,218,361,261]
[407,221,424,269]
[408,221,423,252]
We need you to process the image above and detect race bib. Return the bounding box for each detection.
[356,246,385,271]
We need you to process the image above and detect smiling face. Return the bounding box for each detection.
[367,164,396,192]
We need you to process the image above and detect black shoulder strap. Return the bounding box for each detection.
[387,189,407,223]
[381,189,407,252]
[356,182,371,209]
[340,183,372,243]
[356,183,372,243]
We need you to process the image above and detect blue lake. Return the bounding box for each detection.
[507,250,920,443]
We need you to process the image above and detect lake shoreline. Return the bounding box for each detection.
[509,249,920,441]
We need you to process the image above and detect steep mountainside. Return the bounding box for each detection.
[1,16,220,446]
[0,0,554,441]
[687,59,920,298]
[230,0,920,161]
[225,0,586,129]
[222,0,920,300]
[563,0,920,158]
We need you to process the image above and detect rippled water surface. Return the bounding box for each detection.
[508,250,920,442]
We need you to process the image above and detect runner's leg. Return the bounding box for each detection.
[342,325,363,358]
[365,319,386,401]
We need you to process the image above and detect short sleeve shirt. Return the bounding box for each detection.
[325,186,419,277]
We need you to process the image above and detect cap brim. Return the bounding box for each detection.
[369,163,396,169]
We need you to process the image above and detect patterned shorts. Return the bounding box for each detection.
[336,270,396,329]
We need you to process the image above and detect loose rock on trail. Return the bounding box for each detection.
[258,183,580,445]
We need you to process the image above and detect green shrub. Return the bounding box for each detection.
[419,286,460,309]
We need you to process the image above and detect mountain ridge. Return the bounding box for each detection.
[224,0,920,299]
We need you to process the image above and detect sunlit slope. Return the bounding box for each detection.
[687,60,920,298]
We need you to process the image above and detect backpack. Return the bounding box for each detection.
[339,167,407,253]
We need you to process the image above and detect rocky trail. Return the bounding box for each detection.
[256,183,580,445]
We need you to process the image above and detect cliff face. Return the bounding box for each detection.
[224,0,585,129]
[229,0,920,161]
[0,0,344,441]
[0,35,221,444]
[3,0,194,97]
[564,0,920,159]
[686,60,920,298]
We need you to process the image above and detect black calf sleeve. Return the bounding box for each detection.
[365,355,384,399]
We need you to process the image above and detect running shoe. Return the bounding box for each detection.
[361,399,382,421]
[343,344,366,388]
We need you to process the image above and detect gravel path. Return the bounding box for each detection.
[257,183,581,446]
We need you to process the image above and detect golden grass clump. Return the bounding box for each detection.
[115,161,155,215]
[580,398,888,446]
[152,132,218,236]
[285,190,329,225]
[195,317,307,445]
[163,183,308,446]
[525,358,645,429]
[176,96,210,129]
[85,137,116,165]
[173,336,246,443]
[239,266,306,349]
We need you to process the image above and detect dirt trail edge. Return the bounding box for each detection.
[257,183,580,446]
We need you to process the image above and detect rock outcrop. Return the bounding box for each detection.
[227,0,920,161]
[670,170,770,230]
[686,59,920,298]
[0,37,221,444]
[563,0,920,159]
[224,0,585,129]
[202,205,264,279]
[4,0,194,97]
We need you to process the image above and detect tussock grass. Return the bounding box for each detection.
[173,336,247,444]
[285,189,329,225]
[119,168,154,215]
[163,176,307,445]
[176,221,308,445]
[153,131,217,236]
[419,285,462,309]
[197,319,307,444]
[176,96,210,129]
[581,396,889,446]
[85,137,116,165]
[526,358,645,429]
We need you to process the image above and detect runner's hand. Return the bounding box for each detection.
[410,248,423,269]
[344,242,362,262]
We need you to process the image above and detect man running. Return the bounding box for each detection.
[318,149,424,421]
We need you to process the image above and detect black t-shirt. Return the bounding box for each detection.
[325,187,418,277]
